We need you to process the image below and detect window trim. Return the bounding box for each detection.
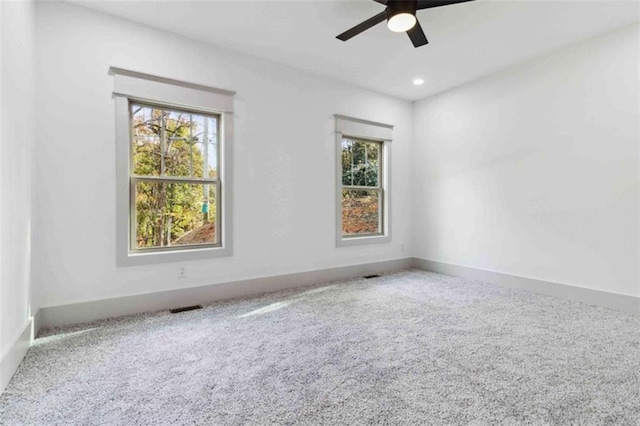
[335,115,392,247]
[112,67,234,266]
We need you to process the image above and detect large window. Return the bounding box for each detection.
[335,115,392,246]
[130,103,220,250]
[112,67,234,265]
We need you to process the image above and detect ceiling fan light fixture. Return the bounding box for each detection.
[387,12,417,33]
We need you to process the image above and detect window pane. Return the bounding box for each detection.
[206,116,218,179]
[341,138,379,187]
[341,138,353,186]
[134,181,217,249]
[342,189,380,235]
[164,110,196,177]
[164,109,217,178]
[132,104,162,176]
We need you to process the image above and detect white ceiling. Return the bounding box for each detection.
[71,0,639,101]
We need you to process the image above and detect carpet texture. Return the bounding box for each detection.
[1,270,639,425]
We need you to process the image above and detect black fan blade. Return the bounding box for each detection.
[407,20,429,47]
[336,11,387,41]
[417,0,475,10]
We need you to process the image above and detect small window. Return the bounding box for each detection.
[341,138,383,236]
[130,102,221,251]
[335,115,392,246]
[112,67,234,265]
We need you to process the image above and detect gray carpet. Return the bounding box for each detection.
[1,270,639,425]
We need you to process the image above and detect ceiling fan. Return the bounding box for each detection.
[336,0,475,48]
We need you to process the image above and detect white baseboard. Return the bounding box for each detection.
[33,309,42,339]
[35,255,637,337]
[412,257,639,315]
[0,319,32,394]
[39,258,413,330]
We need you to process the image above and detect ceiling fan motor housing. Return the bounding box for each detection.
[386,0,417,20]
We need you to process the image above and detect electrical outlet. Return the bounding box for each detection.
[178,266,187,279]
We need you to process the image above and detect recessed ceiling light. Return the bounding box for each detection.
[413,78,424,86]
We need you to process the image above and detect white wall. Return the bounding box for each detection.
[33,2,413,308]
[412,24,639,297]
[0,0,35,371]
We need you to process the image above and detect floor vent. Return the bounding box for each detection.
[363,274,381,279]
[170,305,203,314]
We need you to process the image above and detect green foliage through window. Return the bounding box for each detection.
[341,138,379,187]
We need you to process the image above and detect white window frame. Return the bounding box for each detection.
[335,114,392,247]
[112,67,234,266]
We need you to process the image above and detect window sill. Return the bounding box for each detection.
[337,234,391,247]
[117,245,232,266]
